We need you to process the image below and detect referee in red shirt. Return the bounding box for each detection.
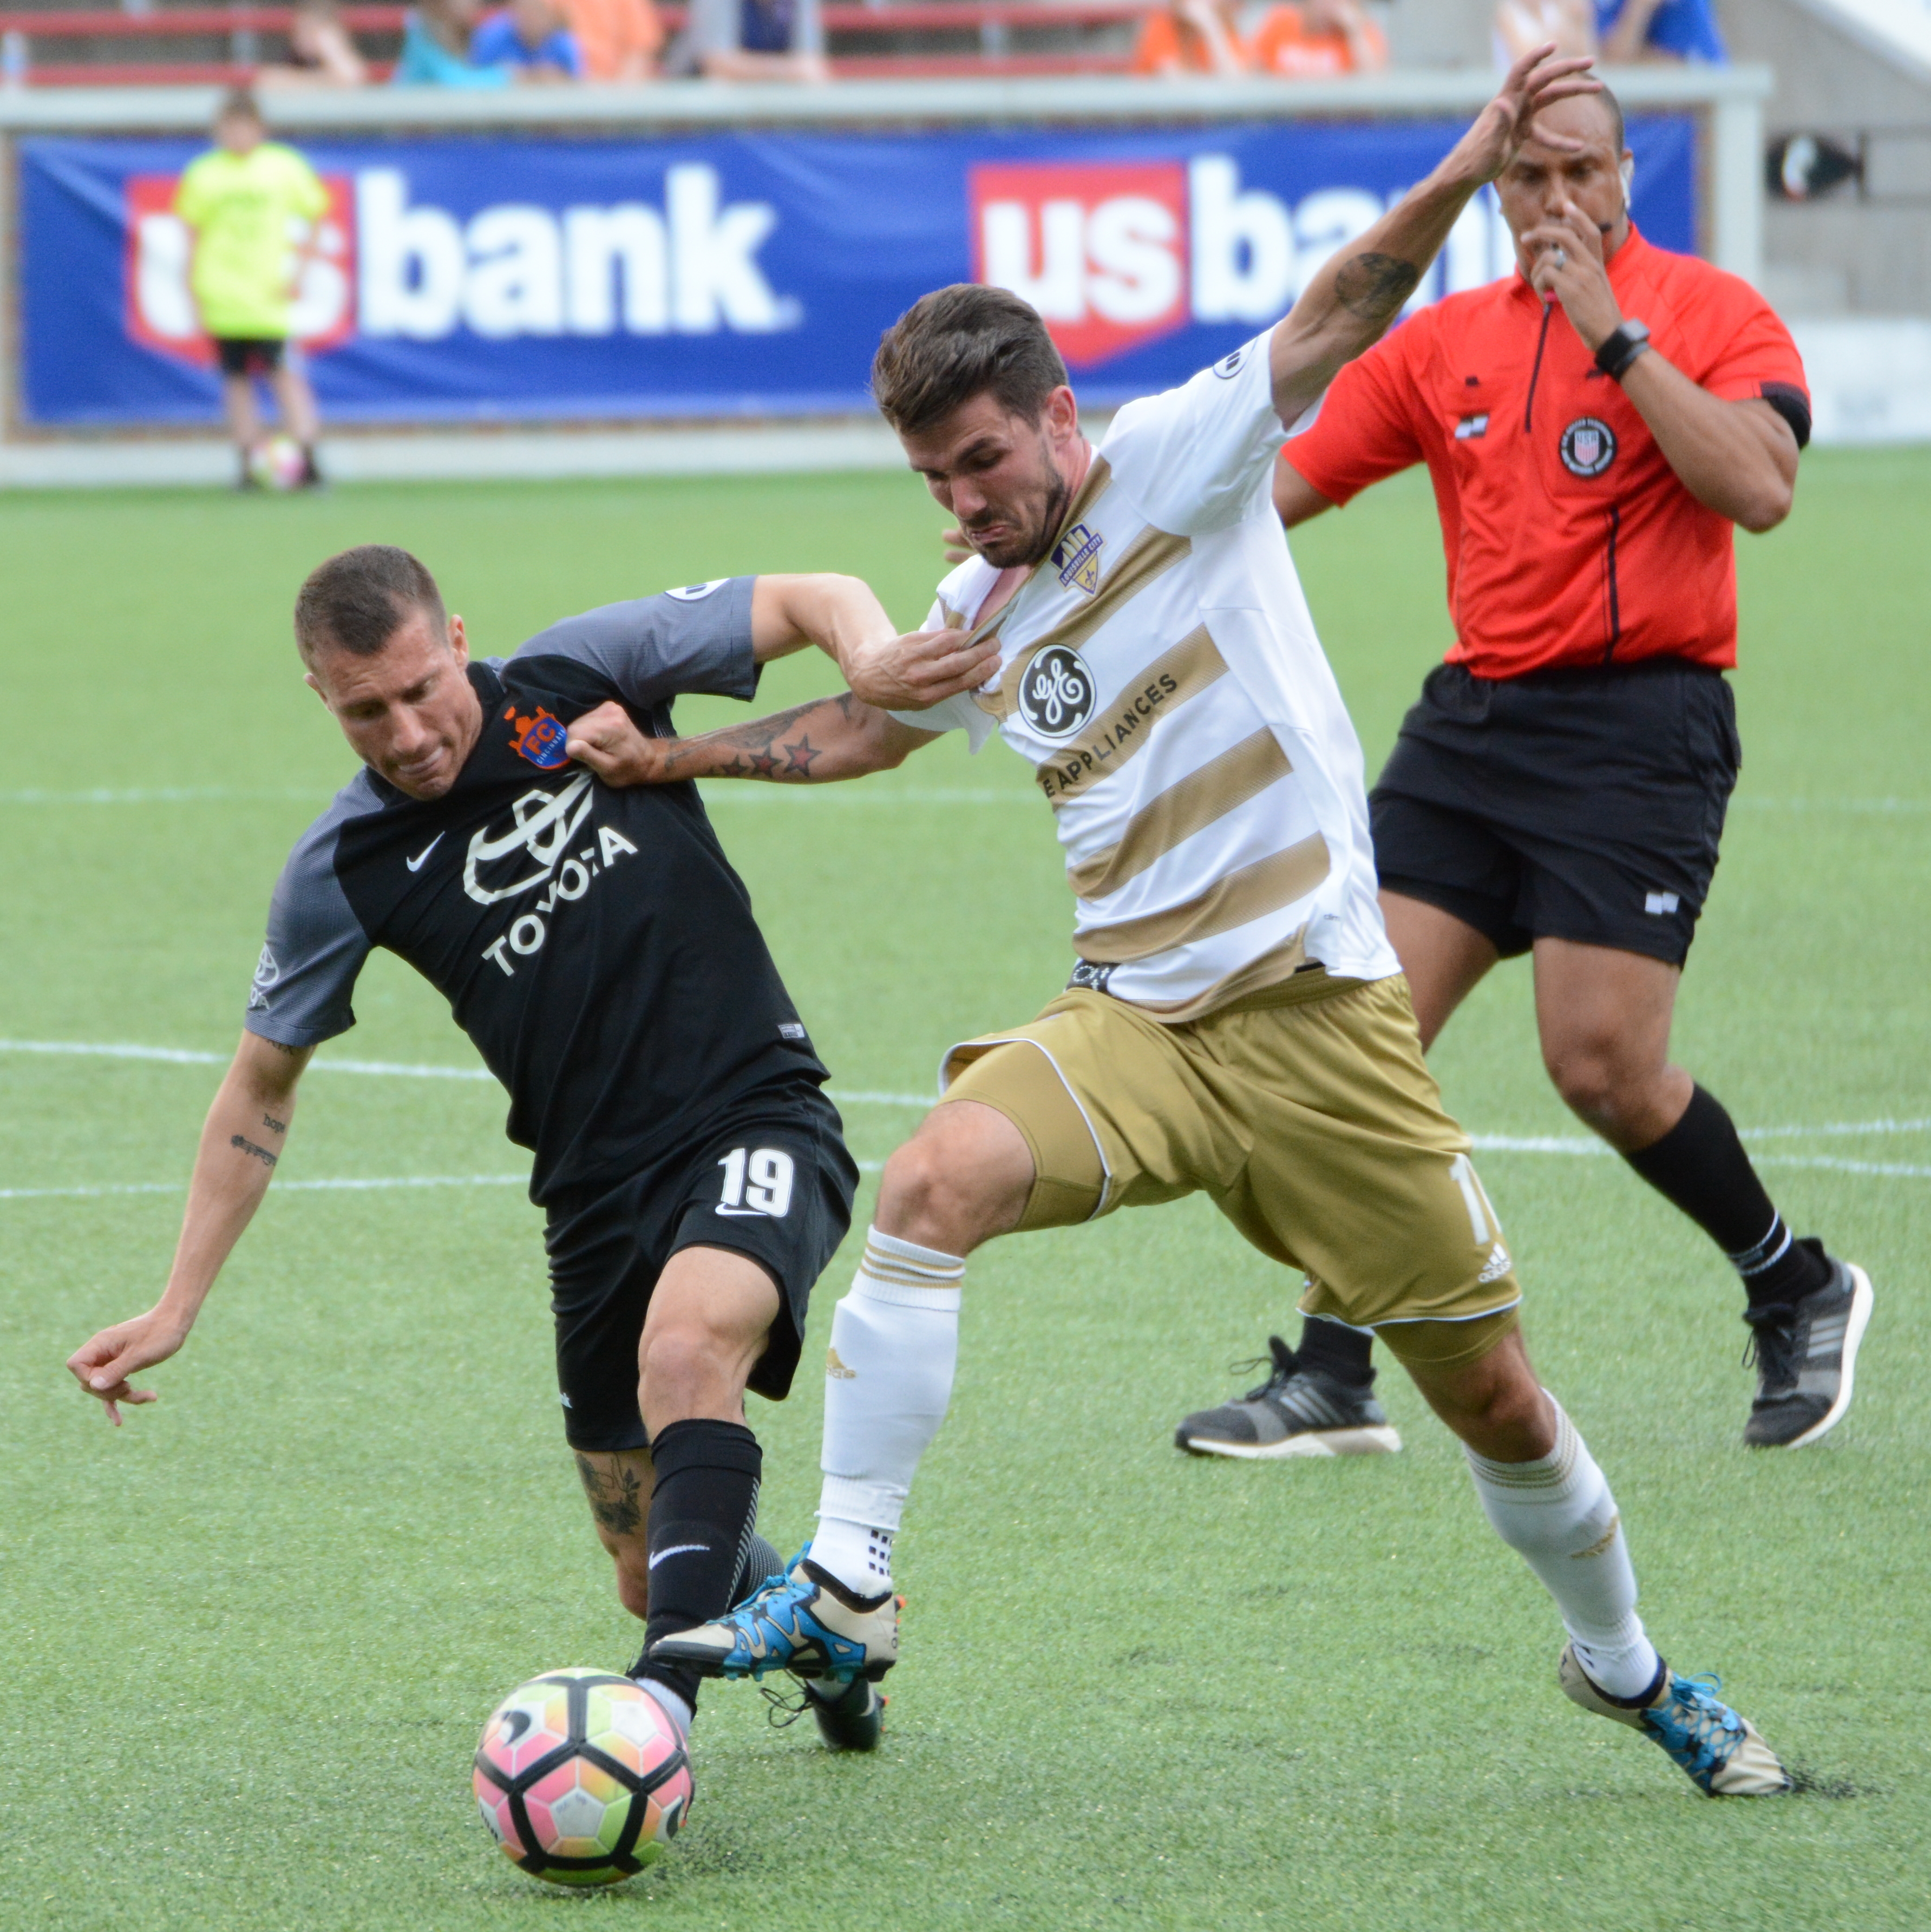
[1177,84,1874,1459]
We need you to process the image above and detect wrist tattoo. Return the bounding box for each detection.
[1336,252,1422,324]
[665,692,861,782]
[262,1113,288,1136]
[231,1134,278,1168]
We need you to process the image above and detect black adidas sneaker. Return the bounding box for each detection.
[1174,1335,1401,1459]
[1742,1242,1874,1449]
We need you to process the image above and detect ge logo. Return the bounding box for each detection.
[1560,416,1617,477]
[1018,645,1097,739]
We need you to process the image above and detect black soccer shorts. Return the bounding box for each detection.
[542,1084,858,1453]
[1371,658,1742,967]
[214,337,287,377]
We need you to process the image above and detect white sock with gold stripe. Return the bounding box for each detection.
[810,1226,965,1599]
[1464,1398,1661,1701]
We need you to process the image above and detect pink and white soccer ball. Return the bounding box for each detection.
[248,434,306,492]
[473,1668,692,1885]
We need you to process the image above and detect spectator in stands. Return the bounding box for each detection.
[256,0,369,87]
[1494,0,1594,64]
[1133,0,1249,75]
[558,0,663,80]
[394,0,512,84]
[670,0,828,82]
[1248,0,1388,76]
[472,0,586,77]
[1134,0,1387,78]
[174,91,326,489]
[1597,0,1726,62]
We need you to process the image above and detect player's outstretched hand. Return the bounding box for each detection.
[843,626,997,711]
[1522,199,1621,350]
[567,701,666,785]
[1452,43,1599,185]
[67,1309,185,1425]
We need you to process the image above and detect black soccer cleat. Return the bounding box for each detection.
[1741,1241,1874,1449]
[1174,1335,1401,1459]
[801,1674,887,1752]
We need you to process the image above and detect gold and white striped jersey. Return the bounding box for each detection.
[894,330,1399,1020]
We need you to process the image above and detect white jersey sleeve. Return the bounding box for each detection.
[886,593,998,751]
[1098,331,1293,537]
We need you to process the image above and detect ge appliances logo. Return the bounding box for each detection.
[1018,645,1097,739]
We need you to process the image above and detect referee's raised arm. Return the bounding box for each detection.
[1267,44,1599,425]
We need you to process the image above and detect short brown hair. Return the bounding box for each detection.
[217,87,264,126]
[870,284,1068,436]
[294,545,447,665]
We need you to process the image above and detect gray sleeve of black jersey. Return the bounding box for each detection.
[243,782,377,1049]
[507,575,758,708]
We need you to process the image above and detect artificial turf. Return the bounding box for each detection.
[1,449,1926,1931]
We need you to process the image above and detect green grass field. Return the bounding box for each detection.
[2,450,1927,1932]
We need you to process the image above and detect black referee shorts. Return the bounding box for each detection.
[1371,658,1742,967]
[542,1084,858,1453]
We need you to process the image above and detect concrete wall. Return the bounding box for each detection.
[1719,0,1931,316]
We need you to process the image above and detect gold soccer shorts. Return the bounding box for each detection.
[940,973,1521,1371]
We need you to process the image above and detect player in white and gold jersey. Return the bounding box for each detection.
[568,48,1793,1795]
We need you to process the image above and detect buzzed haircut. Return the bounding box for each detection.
[870,284,1069,437]
[1595,82,1625,154]
[294,545,447,665]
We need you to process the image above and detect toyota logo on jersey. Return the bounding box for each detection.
[464,776,597,906]
[1018,645,1097,739]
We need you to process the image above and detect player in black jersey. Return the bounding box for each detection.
[65,543,997,1756]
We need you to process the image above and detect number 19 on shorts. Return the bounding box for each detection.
[716,1147,795,1219]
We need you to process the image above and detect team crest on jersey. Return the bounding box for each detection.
[1018,644,1097,739]
[1560,417,1616,477]
[504,704,569,769]
[1051,522,1104,596]
[1213,345,1247,379]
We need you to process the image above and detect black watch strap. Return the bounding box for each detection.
[1596,319,1652,381]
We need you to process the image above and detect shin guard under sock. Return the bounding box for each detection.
[1464,1398,1660,1701]
[638,1418,763,1718]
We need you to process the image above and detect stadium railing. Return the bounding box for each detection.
[1,2,1151,85]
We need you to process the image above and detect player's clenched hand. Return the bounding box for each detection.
[567,702,667,785]
[1523,201,1620,350]
[67,1309,186,1425]
[843,627,998,711]
[940,525,974,566]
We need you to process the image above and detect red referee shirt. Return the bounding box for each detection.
[1285,226,1809,677]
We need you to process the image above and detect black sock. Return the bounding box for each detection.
[637,1418,763,1715]
[1621,1085,1830,1308]
[1297,1315,1375,1386]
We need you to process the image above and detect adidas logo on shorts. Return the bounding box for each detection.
[1477,1241,1514,1285]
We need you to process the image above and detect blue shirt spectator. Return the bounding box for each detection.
[472,0,586,74]
[1596,0,1726,63]
[393,0,513,83]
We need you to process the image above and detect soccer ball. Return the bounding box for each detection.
[472,1668,692,1886]
[248,434,307,492]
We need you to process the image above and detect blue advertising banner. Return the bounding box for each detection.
[17,119,1696,427]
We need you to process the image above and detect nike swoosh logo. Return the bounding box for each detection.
[650,1543,710,1568]
[406,832,445,872]
[714,1206,769,1218]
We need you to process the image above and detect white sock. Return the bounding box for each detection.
[1464,1398,1661,1702]
[812,1226,964,1599]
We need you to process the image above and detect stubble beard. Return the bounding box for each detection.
[965,439,1072,571]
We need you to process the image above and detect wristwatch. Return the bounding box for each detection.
[1595,318,1652,381]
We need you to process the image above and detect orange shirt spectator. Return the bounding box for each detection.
[1249,0,1387,77]
[558,0,663,79]
[1132,0,1248,75]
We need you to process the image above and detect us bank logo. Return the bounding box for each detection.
[125,163,796,363]
[971,157,1508,370]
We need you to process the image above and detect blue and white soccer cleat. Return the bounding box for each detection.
[649,1548,900,1685]
[1559,1646,1791,1795]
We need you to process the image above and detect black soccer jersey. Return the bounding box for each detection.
[245,576,828,1203]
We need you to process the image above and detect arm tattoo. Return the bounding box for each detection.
[656,692,864,783]
[1334,252,1422,325]
[262,1113,288,1136]
[230,1134,278,1168]
[574,1452,646,1535]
